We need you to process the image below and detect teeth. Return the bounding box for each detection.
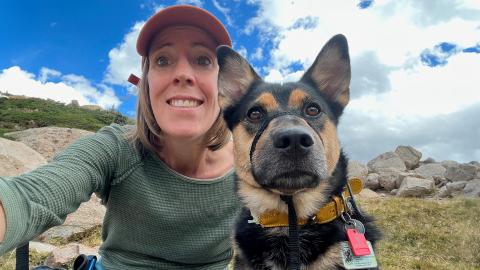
[170,99,200,108]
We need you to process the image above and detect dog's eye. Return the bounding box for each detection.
[247,107,264,121]
[305,104,321,117]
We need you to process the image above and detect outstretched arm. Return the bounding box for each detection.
[0,202,5,242]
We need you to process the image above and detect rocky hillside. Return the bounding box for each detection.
[0,93,133,137]
[349,146,480,199]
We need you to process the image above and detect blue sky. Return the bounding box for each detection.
[1,0,479,163]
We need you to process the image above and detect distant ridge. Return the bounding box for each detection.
[0,92,134,137]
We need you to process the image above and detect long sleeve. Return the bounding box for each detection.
[0,125,126,254]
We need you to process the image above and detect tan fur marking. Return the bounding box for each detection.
[307,242,342,269]
[320,119,340,176]
[288,89,309,108]
[336,88,350,108]
[232,125,258,188]
[256,92,279,111]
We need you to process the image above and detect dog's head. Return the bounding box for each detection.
[217,35,350,197]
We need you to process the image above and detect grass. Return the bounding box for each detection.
[0,96,134,137]
[360,197,480,270]
[1,198,479,269]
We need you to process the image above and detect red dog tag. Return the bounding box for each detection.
[346,228,371,256]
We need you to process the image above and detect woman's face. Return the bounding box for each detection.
[147,26,220,142]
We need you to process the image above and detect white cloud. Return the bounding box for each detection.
[212,0,233,26]
[251,47,263,61]
[175,0,203,7]
[246,0,480,162]
[103,22,143,88]
[0,66,121,109]
[237,46,248,59]
[38,67,61,83]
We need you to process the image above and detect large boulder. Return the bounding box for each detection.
[367,151,407,173]
[464,179,480,197]
[397,177,435,197]
[395,145,422,170]
[347,160,368,182]
[0,137,46,176]
[414,164,446,181]
[44,243,99,268]
[377,170,401,191]
[365,173,380,190]
[39,194,105,242]
[5,127,94,160]
[446,181,468,197]
[358,188,381,199]
[445,164,477,182]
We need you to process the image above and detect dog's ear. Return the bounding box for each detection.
[301,34,351,109]
[217,45,261,109]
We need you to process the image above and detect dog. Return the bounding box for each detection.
[217,34,381,270]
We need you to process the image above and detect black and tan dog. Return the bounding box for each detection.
[217,35,381,270]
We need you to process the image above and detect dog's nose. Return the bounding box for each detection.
[272,128,314,154]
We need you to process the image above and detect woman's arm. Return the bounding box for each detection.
[0,202,5,242]
[0,125,132,254]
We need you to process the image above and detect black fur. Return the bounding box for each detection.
[218,34,381,269]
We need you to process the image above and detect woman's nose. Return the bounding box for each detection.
[173,59,194,86]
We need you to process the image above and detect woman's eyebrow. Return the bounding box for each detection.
[151,43,173,52]
[192,43,215,51]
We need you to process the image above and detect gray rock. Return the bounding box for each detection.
[440,160,459,169]
[377,170,401,191]
[44,243,99,268]
[446,181,467,197]
[39,194,105,241]
[397,177,435,197]
[445,164,477,182]
[358,188,381,199]
[347,160,368,182]
[438,186,450,198]
[367,151,407,173]
[29,241,56,254]
[390,189,398,195]
[468,161,480,168]
[463,179,480,197]
[422,157,436,164]
[446,181,468,192]
[415,164,446,181]
[395,145,422,170]
[365,173,380,190]
[5,127,94,161]
[0,137,46,176]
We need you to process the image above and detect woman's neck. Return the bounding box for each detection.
[158,137,233,180]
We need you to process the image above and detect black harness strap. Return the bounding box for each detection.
[280,195,301,270]
[15,243,29,270]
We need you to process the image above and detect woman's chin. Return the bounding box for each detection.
[162,127,206,141]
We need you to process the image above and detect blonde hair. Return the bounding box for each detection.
[129,57,230,157]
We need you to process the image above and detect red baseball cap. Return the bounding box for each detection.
[137,5,232,56]
[128,5,231,85]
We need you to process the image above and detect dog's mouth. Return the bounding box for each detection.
[260,171,319,195]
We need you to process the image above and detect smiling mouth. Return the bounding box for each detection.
[167,99,203,108]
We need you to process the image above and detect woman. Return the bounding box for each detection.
[0,5,239,269]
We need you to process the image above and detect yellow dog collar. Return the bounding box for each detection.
[255,178,363,228]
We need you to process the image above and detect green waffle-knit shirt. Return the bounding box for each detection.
[0,124,241,269]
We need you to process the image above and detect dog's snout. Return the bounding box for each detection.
[273,128,314,154]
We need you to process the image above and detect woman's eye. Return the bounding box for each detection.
[305,104,321,116]
[247,107,264,121]
[156,56,170,66]
[196,55,212,66]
